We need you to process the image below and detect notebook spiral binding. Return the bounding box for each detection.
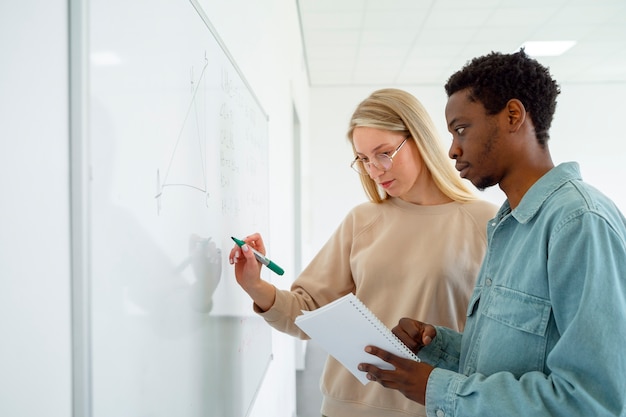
[349,299,420,362]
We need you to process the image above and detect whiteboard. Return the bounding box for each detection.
[87,0,271,415]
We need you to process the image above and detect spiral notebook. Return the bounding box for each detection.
[294,292,420,385]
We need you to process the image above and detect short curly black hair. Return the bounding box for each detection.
[444,49,561,145]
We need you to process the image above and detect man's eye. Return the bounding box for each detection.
[455,126,465,135]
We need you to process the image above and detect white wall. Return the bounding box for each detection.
[0,0,73,416]
[306,83,626,261]
[549,84,625,207]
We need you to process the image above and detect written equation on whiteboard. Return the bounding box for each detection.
[219,67,268,223]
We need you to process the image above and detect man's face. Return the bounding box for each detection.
[445,89,506,191]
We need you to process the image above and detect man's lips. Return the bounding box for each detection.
[455,162,469,177]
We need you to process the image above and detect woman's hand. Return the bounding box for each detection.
[228,232,276,311]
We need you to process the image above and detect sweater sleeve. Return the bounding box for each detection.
[255,207,363,338]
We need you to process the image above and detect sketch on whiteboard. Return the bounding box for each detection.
[155,52,211,214]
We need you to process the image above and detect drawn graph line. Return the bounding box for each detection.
[155,52,210,213]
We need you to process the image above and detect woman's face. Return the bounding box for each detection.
[352,126,425,201]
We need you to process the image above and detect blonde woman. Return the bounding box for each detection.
[229,88,497,417]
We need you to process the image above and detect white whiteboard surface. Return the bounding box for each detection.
[88,1,271,415]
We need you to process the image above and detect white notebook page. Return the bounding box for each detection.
[294,293,419,385]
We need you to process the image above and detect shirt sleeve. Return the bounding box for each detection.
[418,326,462,371]
[424,211,626,417]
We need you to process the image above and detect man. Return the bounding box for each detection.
[358,49,626,416]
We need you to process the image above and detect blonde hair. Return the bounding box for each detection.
[347,88,477,203]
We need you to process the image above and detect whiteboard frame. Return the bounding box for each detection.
[69,0,92,416]
[189,0,269,122]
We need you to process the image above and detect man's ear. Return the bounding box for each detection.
[506,99,526,133]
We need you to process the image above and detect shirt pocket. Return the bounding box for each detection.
[477,286,552,376]
[483,286,551,336]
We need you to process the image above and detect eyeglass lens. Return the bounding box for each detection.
[352,154,392,174]
[351,136,408,175]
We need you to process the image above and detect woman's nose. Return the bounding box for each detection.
[367,163,385,178]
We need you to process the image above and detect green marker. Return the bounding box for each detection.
[231,236,285,276]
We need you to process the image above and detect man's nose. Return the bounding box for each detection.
[448,141,461,160]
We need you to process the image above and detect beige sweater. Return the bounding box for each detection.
[258,197,497,417]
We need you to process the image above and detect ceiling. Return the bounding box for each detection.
[296,0,626,87]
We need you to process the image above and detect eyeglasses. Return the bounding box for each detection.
[350,137,409,176]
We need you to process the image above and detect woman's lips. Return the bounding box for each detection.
[379,179,394,189]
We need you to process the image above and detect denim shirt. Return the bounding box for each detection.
[420,162,626,417]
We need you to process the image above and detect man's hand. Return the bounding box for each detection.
[393,317,437,353]
[358,318,437,404]
[359,346,434,405]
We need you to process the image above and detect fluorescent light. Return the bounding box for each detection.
[518,41,576,57]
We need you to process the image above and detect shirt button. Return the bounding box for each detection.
[485,278,492,286]
[436,410,445,417]
[491,222,496,227]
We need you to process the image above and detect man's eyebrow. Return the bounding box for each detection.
[447,117,459,129]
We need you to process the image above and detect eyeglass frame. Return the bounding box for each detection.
[350,136,409,175]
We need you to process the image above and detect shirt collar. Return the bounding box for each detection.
[503,162,582,224]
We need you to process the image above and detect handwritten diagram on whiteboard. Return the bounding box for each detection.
[155,53,210,214]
